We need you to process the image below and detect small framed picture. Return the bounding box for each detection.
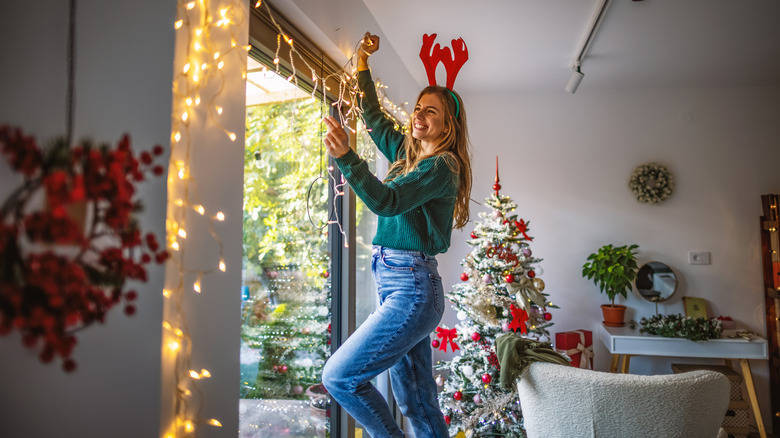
[683,297,708,319]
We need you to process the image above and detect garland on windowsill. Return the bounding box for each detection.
[0,125,167,372]
[639,313,723,341]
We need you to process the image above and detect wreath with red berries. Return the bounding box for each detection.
[0,125,168,372]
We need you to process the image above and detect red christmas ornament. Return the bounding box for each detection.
[444,415,451,425]
[544,312,552,321]
[470,231,478,239]
[431,339,441,349]
[453,391,463,401]
[460,272,469,281]
[528,270,536,278]
[471,332,481,341]
[481,373,492,384]
[505,274,515,283]
[321,270,329,278]
[493,156,501,195]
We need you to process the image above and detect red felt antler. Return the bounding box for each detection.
[419,33,469,90]
[419,33,441,87]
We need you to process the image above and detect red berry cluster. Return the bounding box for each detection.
[0,125,167,372]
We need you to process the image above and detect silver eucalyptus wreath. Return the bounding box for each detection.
[628,163,674,204]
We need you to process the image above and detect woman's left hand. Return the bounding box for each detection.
[323,116,351,158]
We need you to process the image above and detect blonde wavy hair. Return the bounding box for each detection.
[385,86,472,229]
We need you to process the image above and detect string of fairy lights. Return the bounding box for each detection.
[164,0,246,436]
[163,0,412,436]
[255,0,410,247]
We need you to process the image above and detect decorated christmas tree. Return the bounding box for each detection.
[434,158,558,437]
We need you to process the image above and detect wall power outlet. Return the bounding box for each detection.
[688,251,711,265]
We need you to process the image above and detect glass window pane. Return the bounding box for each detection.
[240,56,332,438]
[352,119,386,437]
[354,120,378,328]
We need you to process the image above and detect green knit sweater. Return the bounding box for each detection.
[333,70,458,255]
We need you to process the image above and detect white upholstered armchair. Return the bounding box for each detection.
[517,362,730,438]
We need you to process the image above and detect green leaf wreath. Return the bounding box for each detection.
[629,162,674,204]
[639,313,722,341]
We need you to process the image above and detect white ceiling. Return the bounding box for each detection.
[356,0,780,94]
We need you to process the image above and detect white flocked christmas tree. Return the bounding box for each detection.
[434,157,558,437]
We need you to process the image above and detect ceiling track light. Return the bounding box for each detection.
[566,0,613,94]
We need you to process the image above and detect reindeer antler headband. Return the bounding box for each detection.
[419,33,469,118]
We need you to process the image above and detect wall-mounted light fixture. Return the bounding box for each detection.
[566,0,612,94]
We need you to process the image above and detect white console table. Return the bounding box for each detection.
[599,324,769,438]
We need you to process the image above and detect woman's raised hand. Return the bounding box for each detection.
[360,32,379,57]
[323,116,350,158]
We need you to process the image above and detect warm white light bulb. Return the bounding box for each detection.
[209,419,222,427]
[228,132,236,141]
[194,282,201,293]
[178,229,187,239]
[216,212,225,221]
[196,205,205,215]
[219,260,226,272]
[216,106,223,115]
[174,20,183,29]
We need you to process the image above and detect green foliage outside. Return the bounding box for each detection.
[241,96,332,400]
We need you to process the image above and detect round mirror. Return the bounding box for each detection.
[635,261,677,302]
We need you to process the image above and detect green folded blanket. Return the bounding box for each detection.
[495,333,571,390]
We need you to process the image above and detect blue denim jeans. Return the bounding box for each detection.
[322,246,449,438]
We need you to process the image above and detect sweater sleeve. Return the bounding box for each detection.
[334,149,457,217]
[358,70,405,162]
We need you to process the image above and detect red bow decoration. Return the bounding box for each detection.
[436,327,460,352]
[515,219,533,241]
[508,304,529,335]
[419,33,469,90]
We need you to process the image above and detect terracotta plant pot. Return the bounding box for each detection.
[601,304,626,327]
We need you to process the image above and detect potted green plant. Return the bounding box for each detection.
[582,244,639,327]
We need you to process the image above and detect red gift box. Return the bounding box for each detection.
[555,330,593,369]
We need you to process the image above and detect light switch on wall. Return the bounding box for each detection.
[688,251,711,265]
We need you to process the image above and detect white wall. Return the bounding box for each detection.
[435,85,780,431]
[0,1,174,437]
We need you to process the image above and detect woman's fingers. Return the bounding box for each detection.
[323,116,349,158]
